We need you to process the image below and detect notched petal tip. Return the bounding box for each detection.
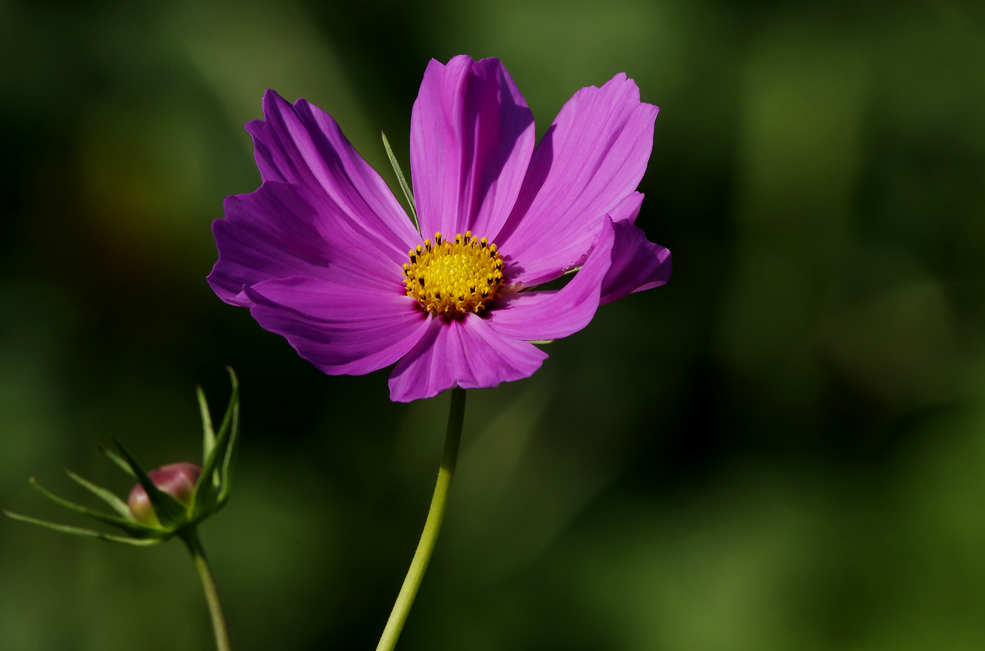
[599,219,672,305]
[206,218,252,308]
[261,87,289,110]
[435,53,475,68]
[598,72,660,124]
[244,117,265,135]
[243,89,293,132]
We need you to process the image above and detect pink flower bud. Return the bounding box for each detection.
[127,462,202,526]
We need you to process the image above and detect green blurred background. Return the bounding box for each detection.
[2,0,985,649]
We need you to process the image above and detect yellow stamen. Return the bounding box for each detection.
[403,231,504,316]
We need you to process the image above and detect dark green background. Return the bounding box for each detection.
[3,0,985,649]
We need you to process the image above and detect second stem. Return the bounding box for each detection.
[182,527,232,651]
[376,387,467,651]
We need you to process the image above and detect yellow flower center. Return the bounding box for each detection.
[403,231,504,316]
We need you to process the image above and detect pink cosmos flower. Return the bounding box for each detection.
[208,55,671,402]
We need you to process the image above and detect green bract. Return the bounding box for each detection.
[4,368,240,545]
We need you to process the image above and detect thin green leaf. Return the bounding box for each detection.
[4,511,162,546]
[198,385,216,464]
[382,131,418,231]
[193,368,239,518]
[100,446,136,477]
[66,471,133,519]
[29,478,160,537]
[529,340,555,345]
[110,440,188,529]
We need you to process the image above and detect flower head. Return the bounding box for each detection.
[208,56,671,402]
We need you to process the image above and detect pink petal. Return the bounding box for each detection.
[487,217,615,341]
[245,276,431,376]
[600,219,672,305]
[410,56,536,241]
[496,74,658,287]
[209,181,408,306]
[246,89,419,254]
[387,315,547,402]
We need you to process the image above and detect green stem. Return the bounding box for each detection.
[182,527,232,651]
[376,387,467,651]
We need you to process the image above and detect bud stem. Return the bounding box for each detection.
[182,527,232,651]
[376,387,467,651]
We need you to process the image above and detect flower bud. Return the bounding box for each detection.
[127,462,202,526]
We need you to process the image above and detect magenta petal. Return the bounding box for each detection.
[600,220,672,305]
[209,181,407,306]
[245,276,431,376]
[487,217,615,341]
[387,315,548,402]
[410,56,536,240]
[246,89,419,252]
[496,74,658,287]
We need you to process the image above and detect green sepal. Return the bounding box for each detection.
[100,446,136,478]
[382,131,419,231]
[66,470,133,519]
[29,477,161,538]
[198,385,216,465]
[192,368,239,519]
[216,370,241,508]
[529,340,555,345]
[110,439,189,529]
[3,510,163,546]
